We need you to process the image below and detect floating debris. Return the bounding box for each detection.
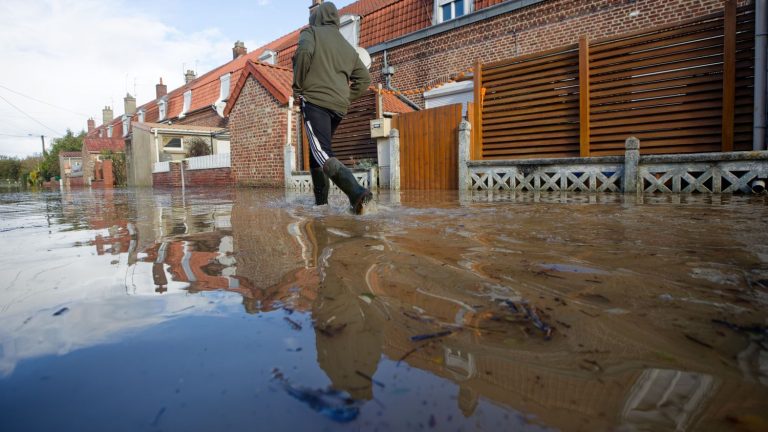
[52,307,69,317]
[355,370,385,388]
[284,317,302,331]
[272,369,361,423]
[410,330,453,342]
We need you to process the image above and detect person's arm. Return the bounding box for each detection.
[292,28,315,97]
[348,56,371,103]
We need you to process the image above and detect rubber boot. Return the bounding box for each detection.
[323,157,372,215]
[310,167,329,205]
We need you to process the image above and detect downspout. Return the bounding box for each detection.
[287,96,294,146]
[154,128,160,164]
[753,0,766,151]
[382,49,421,111]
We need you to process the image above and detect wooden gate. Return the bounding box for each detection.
[394,103,463,189]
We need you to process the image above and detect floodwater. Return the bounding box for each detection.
[0,188,767,432]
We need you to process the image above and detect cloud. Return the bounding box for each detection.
[0,0,254,158]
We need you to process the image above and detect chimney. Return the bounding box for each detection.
[102,106,113,126]
[184,69,197,84]
[87,118,95,132]
[156,77,167,99]
[232,41,247,60]
[123,93,136,116]
[309,0,322,13]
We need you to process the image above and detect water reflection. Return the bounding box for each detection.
[0,188,767,431]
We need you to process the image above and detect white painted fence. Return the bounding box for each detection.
[152,161,170,173]
[187,153,230,170]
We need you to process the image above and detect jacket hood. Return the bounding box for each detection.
[309,2,340,27]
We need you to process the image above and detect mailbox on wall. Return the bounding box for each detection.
[370,118,391,138]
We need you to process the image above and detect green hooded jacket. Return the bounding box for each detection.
[292,2,371,115]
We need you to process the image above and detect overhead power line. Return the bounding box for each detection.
[0,94,63,137]
[0,84,89,117]
[0,132,35,138]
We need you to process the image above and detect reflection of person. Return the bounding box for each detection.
[307,220,384,400]
[292,1,372,213]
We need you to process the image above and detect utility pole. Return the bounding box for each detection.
[40,135,46,156]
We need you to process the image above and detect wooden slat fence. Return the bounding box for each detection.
[479,44,581,159]
[474,2,755,160]
[300,91,377,170]
[394,103,463,189]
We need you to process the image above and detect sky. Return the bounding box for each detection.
[0,0,356,158]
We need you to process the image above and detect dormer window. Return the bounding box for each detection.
[218,73,231,103]
[122,116,129,137]
[435,0,470,24]
[339,15,360,47]
[137,109,145,123]
[258,50,277,65]
[107,125,113,138]
[158,99,167,121]
[180,90,192,118]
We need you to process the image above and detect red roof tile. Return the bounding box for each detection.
[83,137,125,153]
[382,93,415,114]
[225,61,294,116]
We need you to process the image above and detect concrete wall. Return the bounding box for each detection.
[128,127,156,187]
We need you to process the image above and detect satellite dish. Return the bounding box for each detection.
[356,47,372,69]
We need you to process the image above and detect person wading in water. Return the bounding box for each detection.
[293,1,373,214]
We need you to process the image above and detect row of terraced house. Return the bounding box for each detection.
[72,0,765,193]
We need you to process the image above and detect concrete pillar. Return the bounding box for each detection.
[284,143,295,189]
[458,120,471,190]
[623,136,640,194]
[389,128,400,190]
[369,167,378,190]
[376,137,390,188]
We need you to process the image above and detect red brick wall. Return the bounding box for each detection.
[177,108,227,128]
[371,0,751,107]
[229,76,295,187]
[152,162,233,187]
[152,163,181,188]
[184,167,233,186]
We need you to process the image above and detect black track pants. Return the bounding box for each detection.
[300,98,343,169]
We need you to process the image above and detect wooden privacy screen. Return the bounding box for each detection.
[300,91,377,170]
[333,91,377,165]
[476,3,755,159]
[480,45,581,159]
[394,103,463,189]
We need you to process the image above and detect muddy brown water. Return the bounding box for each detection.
[0,188,767,431]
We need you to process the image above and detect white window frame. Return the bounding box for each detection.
[258,50,277,65]
[137,109,145,123]
[434,0,471,24]
[339,15,361,47]
[158,98,167,121]
[107,124,113,138]
[218,73,231,104]
[163,136,185,154]
[122,115,129,137]
[180,90,192,118]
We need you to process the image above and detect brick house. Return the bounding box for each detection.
[225,60,294,187]
[58,151,84,188]
[81,135,124,185]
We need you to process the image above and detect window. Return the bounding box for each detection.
[158,99,167,121]
[435,0,469,24]
[107,125,113,138]
[122,116,129,137]
[165,137,182,148]
[218,73,231,103]
[339,15,360,47]
[258,50,277,65]
[180,90,192,118]
[137,109,145,123]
